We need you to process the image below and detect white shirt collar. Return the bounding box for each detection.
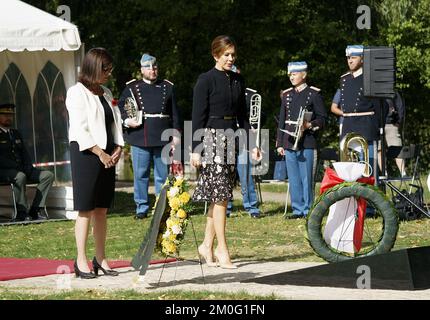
[142,78,156,85]
[353,67,363,78]
[295,83,308,92]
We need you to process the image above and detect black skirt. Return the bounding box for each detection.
[192,128,236,203]
[70,142,115,211]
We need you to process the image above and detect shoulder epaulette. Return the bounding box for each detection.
[163,79,174,85]
[310,86,321,92]
[126,79,137,85]
[282,87,293,94]
[246,87,257,93]
[340,72,350,78]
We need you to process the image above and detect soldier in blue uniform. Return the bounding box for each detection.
[276,61,327,219]
[330,45,382,181]
[227,85,261,218]
[118,54,181,219]
[0,103,54,221]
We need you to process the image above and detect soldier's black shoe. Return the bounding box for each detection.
[285,214,304,220]
[134,213,148,220]
[29,207,48,221]
[250,213,260,219]
[13,211,30,222]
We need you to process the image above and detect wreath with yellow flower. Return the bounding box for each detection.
[155,175,193,257]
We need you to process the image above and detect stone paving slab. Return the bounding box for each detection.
[2,260,430,300]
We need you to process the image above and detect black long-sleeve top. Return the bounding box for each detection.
[192,68,249,151]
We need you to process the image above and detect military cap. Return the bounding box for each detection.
[345,45,364,56]
[140,53,157,67]
[0,103,15,114]
[288,61,307,74]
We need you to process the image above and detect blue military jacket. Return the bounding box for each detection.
[276,85,327,150]
[118,79,181,147]
[338,73,380,141]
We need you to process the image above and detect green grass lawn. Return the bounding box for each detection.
[0,288,278,300]
[1,190,430,299]
[1,192,430,262]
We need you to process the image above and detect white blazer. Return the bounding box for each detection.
[66,82,124,151]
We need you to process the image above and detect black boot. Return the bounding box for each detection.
[14,211,30,222]
[29,207,48,221]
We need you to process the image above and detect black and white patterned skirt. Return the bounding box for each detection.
[192,128,236,203]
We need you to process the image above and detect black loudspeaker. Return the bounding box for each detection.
[363,46,396,99]
[242,246,430,290]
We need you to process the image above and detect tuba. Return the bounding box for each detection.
[249,93,262,148]
[339,132,371,177]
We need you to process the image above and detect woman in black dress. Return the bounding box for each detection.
[191,35,258,269]
[66,48,124,278]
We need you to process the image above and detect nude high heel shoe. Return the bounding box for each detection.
[214,248,238,269]
[198,244,217,267]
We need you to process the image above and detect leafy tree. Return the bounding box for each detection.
[23,0,430,175]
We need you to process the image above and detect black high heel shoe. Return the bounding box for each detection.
[92,257,119,276]
[74,260,96,279]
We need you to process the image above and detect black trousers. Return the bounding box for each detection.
[0,169,54,212]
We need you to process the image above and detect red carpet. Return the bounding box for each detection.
[0,257,177,281]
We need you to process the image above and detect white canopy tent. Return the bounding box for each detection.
[0,0,82,183]
[0,0,82,220]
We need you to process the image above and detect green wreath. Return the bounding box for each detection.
[306,182,399,263]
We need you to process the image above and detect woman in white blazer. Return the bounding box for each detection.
[66,48,124,279]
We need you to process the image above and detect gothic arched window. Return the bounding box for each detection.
[33,61,69,182]
[0,63,34,160]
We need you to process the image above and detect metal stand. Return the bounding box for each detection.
[254,175,263,205]
[377,98,429,218]
[381,180,430,218]
[379,98,387,192]
[156,214,205,287]
[283,182,290,217]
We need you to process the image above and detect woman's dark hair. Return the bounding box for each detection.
[211,35,237,58]
[78,47,113,88]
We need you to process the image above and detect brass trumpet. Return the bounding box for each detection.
[279,106,308,151]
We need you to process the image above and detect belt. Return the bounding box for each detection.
[343,111,375,117]
[285,120,298,124]
[209,115,236,120]
[143,113,170,118]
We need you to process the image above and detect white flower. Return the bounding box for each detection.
[163,230,171,238]
[214,156,221,164]
[168,186,180,198]
[171,224,182,235]
[217,165,222,173]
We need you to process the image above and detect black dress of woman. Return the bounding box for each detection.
[70,95,116,211]
[191,68,249,203]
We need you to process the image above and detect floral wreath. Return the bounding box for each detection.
[155,175,193,257]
